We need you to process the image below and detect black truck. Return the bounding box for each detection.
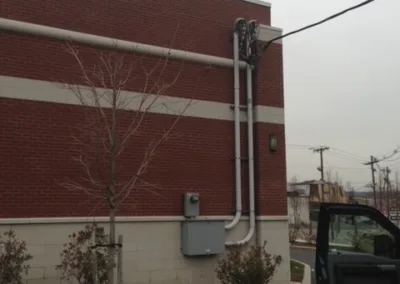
[315,203,400,283]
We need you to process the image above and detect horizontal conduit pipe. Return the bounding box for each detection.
[0,18,248,69]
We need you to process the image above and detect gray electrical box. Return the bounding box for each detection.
[183,192,200,217]
[180,220,225,256]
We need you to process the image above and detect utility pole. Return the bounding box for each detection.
[378,172,384,212]
[386,167,391,217]
[364,156,378,209]
[311,146,332,239]
[311,146,330,181]
[382,167,391,217]
[395,170,399,226]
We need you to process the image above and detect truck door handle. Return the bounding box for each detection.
[377,264,396,271]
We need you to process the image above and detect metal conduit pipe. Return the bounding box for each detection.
[224,30,242,231]
[0,18,248,69]
[237,53,256,245]
[226,20,257,246]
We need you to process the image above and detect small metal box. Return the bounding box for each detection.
[183,192,200,217]
[180,220,225,256]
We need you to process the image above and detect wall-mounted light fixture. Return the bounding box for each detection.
[269,134,277,153]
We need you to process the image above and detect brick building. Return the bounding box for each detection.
[0,0,288,283]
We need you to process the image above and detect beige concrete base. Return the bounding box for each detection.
[0,217,290,284]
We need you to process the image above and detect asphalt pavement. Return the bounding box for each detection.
[291,247,316,284]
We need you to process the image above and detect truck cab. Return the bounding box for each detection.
[316,203,400,283]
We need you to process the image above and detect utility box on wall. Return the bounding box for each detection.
[180,220,225,256]
[183,192,200,217]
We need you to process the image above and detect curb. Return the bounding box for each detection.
[291,259,312,284]
[290,244,316,251]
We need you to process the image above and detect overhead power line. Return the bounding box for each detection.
[261,0,377,51]
[326,151,366,163]
[385,160,400,169]
[325,166,368,170]
[329,147,368,161]
[287,144,400,164]
[373,147,400,163]
[381,153,400,163]
[286,144,310,149]
[287,144,367,161]
[363,147,400,209]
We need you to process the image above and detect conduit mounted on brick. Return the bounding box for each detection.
[225,19,258,246]
[0,18,248,69]
[238,19,257,245]
[224,21,244,231]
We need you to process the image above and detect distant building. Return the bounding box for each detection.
[287,180,349,224]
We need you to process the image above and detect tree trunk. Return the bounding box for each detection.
[108,206,116,284]
[108,89,118,284]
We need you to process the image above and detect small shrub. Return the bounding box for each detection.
[215,242,282,284]
[0,230,33,284]
[56,224,108,284]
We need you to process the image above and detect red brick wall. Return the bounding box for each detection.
[0,0,270,57]
[255,44,284,108]
[0,0,287,217]
[0,0,281,106]
[254,123,287,216]
[0,98,248,217]
[253,43,287,215]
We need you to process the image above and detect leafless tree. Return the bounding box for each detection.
[289,176,298,191]
[345,181,353,191]
[334,172,343,188]
[394,171,400,224]
[346,181,355,203]
[60,41,191,284]
[325,169,332,183]
[288,176,302,243]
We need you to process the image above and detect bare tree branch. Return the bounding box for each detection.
[64,43,113,143]
[59,21,192,284]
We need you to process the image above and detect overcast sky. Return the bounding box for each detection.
[268,0,400,189]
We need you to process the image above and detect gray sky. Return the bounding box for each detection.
[268,0,400,189]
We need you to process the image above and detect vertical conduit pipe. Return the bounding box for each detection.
[226,28,255,246]
[243,43,256,244]
[225,31,242,230]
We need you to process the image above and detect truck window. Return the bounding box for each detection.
[329,213,395,257]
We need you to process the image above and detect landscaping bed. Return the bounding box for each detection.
[291,259,305,283]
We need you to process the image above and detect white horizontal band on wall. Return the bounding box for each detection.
[0,76,285,124]
[242,0,271,7]
[0,18,282,70]
[0,215,289,225]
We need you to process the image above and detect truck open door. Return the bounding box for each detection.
[315,203,400,284]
